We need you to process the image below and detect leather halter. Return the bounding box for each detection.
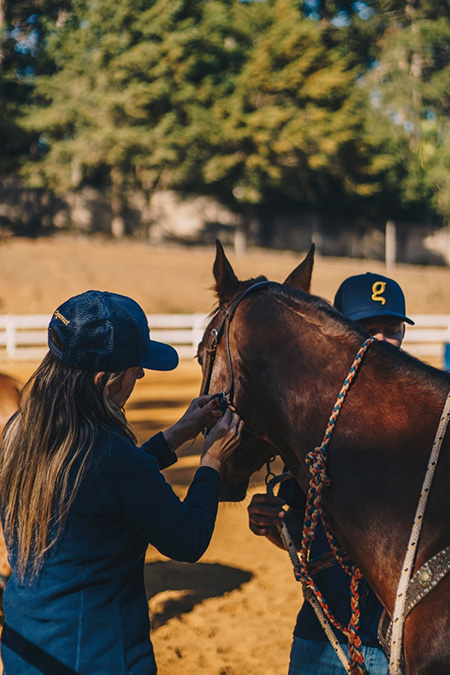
[199,280,275,401]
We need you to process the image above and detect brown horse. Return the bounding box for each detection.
[0,373,19,434]
[197,242,450,675]
[0,373,19,594]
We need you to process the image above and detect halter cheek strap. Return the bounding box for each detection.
[199,280,275,399]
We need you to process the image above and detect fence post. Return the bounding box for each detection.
[5,316,16,360]
[385,220,397,271]
[191,314,206,360]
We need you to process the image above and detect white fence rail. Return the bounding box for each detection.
[0,314,208,362]
[0,314,449,365]
[402,315,450,361]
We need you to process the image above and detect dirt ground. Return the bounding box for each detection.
[0,236,449,674]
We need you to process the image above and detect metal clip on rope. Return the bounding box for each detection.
[265,469,300,567]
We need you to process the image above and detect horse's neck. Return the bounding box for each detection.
[254,329,450,611]
[331,367,447,611]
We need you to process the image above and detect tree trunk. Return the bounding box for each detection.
[234,216,248,256]
[110,166,126,239]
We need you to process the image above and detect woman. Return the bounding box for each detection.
[0,290,243,674]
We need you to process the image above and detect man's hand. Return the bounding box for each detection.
[248,493,286,536]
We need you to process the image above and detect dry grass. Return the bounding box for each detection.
[0,234,449,316]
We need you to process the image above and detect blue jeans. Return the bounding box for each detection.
[288,637,390,675]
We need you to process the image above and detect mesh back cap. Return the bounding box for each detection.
[48,290,179,372]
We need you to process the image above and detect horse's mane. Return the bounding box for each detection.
[281,283,450,395]
[218,276,450,396]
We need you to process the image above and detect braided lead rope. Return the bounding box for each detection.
[295,560,366,674]
[303,585,352,673]
[321,510,353,574]
[320,504,368,671]
[298,337,374,675]
[267,473,352,671]
[389,389,450,675]
[347,569,365,672]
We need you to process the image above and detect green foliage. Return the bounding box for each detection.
[0,0,74,170]
[362,2,450,221]
[21,0,250,201]
[21,0,152,191]
[4,0,450,233]
[202,0,374,213]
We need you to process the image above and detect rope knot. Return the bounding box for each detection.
[305,447,331,487]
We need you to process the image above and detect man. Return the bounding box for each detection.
[248,272,414,675]
[333,272,413,348]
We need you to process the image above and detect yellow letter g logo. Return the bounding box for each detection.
[371,281,386,305]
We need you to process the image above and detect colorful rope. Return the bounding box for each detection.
[295,337,374,675]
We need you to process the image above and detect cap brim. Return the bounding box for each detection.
[141,340,179,371]
[346,309,415,325]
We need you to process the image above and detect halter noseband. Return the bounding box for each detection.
[199,280,275,401]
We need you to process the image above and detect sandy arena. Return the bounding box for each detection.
[0,236,449,674]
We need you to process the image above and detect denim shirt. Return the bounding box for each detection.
[2,430,220,674]
[278,477,383,646]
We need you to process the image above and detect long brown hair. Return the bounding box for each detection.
[0,351,136,579]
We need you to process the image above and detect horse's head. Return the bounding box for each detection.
[197,241,315,501]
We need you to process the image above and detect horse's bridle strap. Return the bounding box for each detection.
[200,280,275,398]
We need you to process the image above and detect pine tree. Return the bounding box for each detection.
[21,0,247,235]
[0,0,71,172]
[202,0,373,217]
[362,0,450,222]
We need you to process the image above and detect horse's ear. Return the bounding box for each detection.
[213,240,239,303]
[283,244,315,293]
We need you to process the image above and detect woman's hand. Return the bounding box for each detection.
[163,395,223,452]
[200,408,244,474]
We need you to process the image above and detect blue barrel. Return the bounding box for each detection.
[445,343,450,372]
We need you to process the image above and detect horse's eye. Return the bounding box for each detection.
[195,351,203,366]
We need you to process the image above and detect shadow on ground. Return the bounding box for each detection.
[144,560,252,629]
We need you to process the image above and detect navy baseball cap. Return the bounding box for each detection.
[48,290,179,372]
[333,273,414,325]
